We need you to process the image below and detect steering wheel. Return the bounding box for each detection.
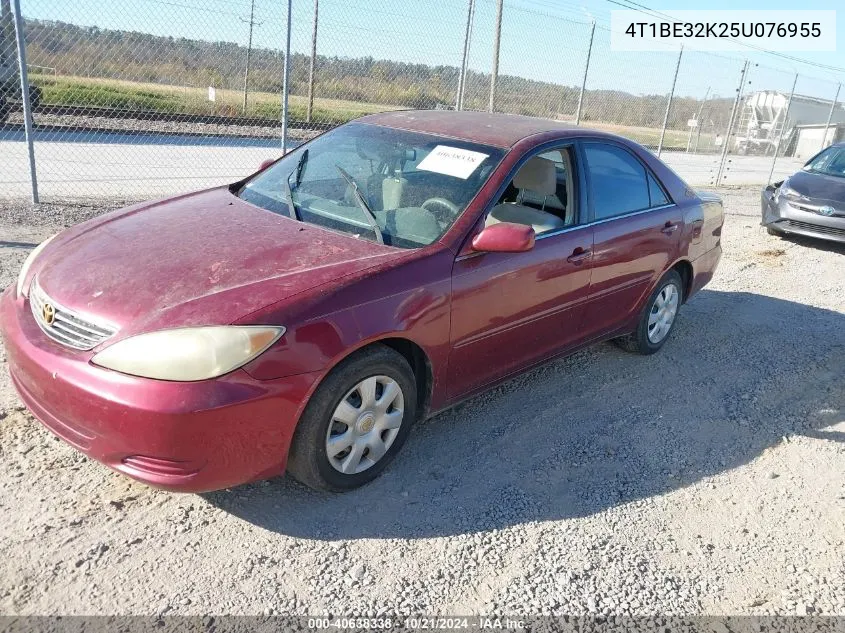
[421,197,460,227]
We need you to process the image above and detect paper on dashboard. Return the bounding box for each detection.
[416,145,489,180]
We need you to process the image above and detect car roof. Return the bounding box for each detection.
[357,110,604,149]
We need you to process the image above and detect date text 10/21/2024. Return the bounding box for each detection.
[306,617,527,630]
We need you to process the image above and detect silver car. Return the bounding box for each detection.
[762,143,845,244]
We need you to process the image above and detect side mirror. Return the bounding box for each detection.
[471,222,535,253]
[259,158,277,171]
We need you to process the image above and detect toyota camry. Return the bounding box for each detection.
[1,110,723,492]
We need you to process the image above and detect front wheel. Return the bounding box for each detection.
[614,270,683,355]
[286,345,417,492]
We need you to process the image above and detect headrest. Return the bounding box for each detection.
[513,157,556,195]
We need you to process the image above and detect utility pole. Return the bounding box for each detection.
[574,20,595,125]
[820,83,840,152]
[306,0,319,123]
[656,45,683,157]
[241,0,262,115]
[687,86,710,153]
[456,0,475,111]
[487,0,503,113]
[716,60,749,185]
[767,73,798,184]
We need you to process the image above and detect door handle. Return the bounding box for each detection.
[661,222,679,235]
[566,247,591,265]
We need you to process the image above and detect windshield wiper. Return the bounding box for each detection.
[335,165,385,244]
[294,148,308,186]
[284,149,309,221]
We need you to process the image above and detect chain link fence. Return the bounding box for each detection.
[2,0,844,202]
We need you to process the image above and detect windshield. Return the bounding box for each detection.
[803,146,845,178]
[238,122,505,248]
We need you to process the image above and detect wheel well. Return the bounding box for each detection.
[672,260,693,302]
[374,338,433,421]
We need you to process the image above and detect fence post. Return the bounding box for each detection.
[767,73,798,184]
[487,0,503,113]
[456,0,475,110]
[574,20,595,125]
[306,0,318,123]
[280,0,292,152]
[11,0,37,203]
[657,46,682,157]
[716,60,748,185]
[820,82,840,152]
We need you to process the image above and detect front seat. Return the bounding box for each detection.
[485,157,565,234]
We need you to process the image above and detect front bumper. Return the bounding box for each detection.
[0,286,321,492]
[761,188,845,244]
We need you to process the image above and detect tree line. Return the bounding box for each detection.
[23,18,734,130]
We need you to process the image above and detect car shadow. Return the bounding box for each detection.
[203,289,844,539]
[772,232,845,256]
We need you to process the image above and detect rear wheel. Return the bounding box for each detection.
[614,270,683,355]
[286,345,417,492]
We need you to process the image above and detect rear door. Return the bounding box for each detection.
[578,141,683,339]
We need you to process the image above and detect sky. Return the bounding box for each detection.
[23,0,845,100]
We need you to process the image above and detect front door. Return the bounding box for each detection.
[446,143,595,399]
[447,224,594,399]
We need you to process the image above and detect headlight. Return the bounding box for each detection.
[777,181,803,201]
[91,326,284,381]
[16,234,57,298]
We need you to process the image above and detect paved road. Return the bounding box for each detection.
[0,130,806,201]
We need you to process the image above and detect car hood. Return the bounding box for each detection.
[787,170,845,208]
[34,187,406,336]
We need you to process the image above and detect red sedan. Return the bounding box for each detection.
[1,111,723,493]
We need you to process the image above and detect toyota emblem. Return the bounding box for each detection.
[42,303,56,326]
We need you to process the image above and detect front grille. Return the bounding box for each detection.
[781,220,845,238]
[29,278,117,351]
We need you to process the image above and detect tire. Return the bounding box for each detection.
[286,344,417,492]
[767,227,780,237]
[614,269,683,355]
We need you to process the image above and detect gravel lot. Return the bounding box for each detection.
[0,187,843,617]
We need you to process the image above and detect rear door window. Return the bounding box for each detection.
[584,143,653,220]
